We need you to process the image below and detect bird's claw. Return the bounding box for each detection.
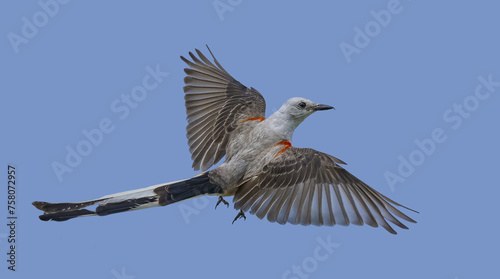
[232,210,246,224]
[215,196,229,209]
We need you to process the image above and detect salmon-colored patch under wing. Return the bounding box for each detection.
[244,117,265,122]
[274,141,292,157]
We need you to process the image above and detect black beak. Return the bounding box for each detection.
[314,104,335,111]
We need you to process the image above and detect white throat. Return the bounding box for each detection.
[266,110,305,141]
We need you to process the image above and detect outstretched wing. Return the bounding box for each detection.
[233,147,417,234]
[181,46,266,171]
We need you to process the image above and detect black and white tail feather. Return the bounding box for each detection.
[33,172,223,222]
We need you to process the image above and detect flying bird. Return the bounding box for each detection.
[33,46,417,234]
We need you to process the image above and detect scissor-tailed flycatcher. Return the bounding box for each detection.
[33,46,417,234]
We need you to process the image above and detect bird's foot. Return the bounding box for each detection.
[215,196,229,209]
[232,210,246,224]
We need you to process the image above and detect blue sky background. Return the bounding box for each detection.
[1,1,499,278]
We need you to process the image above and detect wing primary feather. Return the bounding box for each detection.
[339,183,363,226]
[205,45,230,74]
[266,188,289,223]
[327,169,350,226]
[195,48,218,69]
[354,184,397,234]
[349,184,378,227]
[363,185,416,225]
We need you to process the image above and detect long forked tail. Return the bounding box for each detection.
[33,172,223,222]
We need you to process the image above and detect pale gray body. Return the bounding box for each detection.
[33,47,417,234]
[212,102,306,193]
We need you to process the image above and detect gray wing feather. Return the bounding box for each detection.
[233,147,417,234]
[182,46,266,171]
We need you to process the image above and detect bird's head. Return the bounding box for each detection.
[268,97,334,140]
[279,97,334,123]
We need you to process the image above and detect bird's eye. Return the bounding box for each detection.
[298,102,306,108]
